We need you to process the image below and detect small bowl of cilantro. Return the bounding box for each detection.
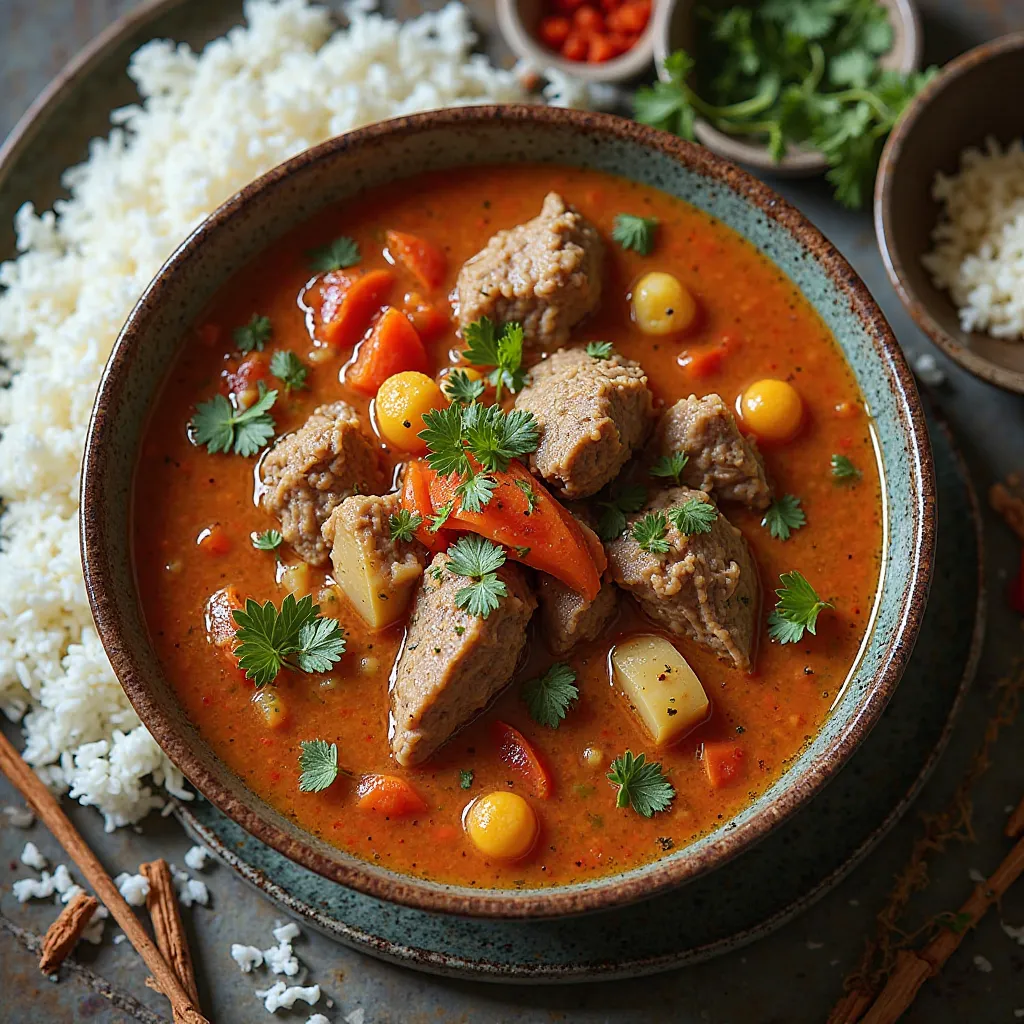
[643,0,929,207]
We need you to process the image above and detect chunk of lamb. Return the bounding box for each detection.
[514,348,654,499]
[390,553,536,767]
[322,493,426,629]
[455,192,604,348]
[260,401,386,566]
[655,394,771,510]
[607,487,759,670]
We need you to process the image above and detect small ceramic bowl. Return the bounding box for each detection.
[496,0,659,84]
[875,32,1024,394]
[654,0,923,175]
[82,106,934,919]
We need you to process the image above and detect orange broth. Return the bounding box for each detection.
[133,164,883,887]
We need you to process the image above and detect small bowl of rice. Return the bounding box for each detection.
[875,31,1024,393]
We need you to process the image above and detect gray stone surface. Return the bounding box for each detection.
[1,1,1023,1021]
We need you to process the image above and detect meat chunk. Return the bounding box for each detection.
[538,573,618,656]
[390,553,536,767]
[514,348,654,499]
[260,401,386,566]
[656,394,771,510]
[455,192,604,348]
[322,493,426,629]
[607,487,759,670]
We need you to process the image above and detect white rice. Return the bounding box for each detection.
[0,0,571,829]
[922,136,1024,339]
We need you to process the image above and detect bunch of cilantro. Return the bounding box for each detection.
[634,0,936,208]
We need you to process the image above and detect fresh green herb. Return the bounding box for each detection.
[429,500,454,533]
[522,663,579,729]
[459,769,474,790]
[388,509,423,544]
[252,529,284,557]
[667,498,718,536]
[444,368,486,404]
[298,739,340,793]
[269,350,308,391]
[767,570,833,645]
[233,314,272,354]
[307,236,360,272]
[514,478,539,513]
[461,403,540,474]
[190,382,278,457]
[649,450,688,485]
[232,593,347,687]
[456,471,497,515]
[634,8,938,209]
[606,750,675,817]
[632,511,671,554]
[831,453,861,480]
[595,483,648,542]
[585,341,615,360]
[419,404,470,478]
[445,535,508,619]
[612,213,658,255]
[937,910,973,935]
[462,317,526,400]
[513,545,531,558]
[762,494,806,540]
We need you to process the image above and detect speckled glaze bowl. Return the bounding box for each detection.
[82,106,934,919]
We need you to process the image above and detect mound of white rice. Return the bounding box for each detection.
[0,0,581,829]
[922,136,1024,340]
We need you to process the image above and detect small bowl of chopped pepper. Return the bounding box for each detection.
[497,0,657,83]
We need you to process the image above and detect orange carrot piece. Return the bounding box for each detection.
[400,460,452,553]
[197,524,231,557]
[561,33,587,60]
[320,268,395,348]
[493,721,553,799]
[386,230,447,291]
[704,742,745,788]
[346,307,428,396]
[402,292,452,342]
[357,774,427,815]
[204,586,243,670]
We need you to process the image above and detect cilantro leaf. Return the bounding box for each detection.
[298,739,340,793]
[420,404,472,478]
[762,494,806,540]
[607,750,675,817]
[515,478,539,513]
[190,382,278,457]
[523,663,579,729]
[666,498,718,535]
[429,500,454,532]
[632,511,670,554]
[650,450,688,485]
[455,471,497,514]
[269,349,308,391]
[252,529,283,555]
[461,403,539,474]
[612,214,658,255]
[462,317,526,400]
[295,616,348,673]
[444,369,485,405]
[308,236,360,273]
[767,570,833,645]
[233,314,272,354]
[595,483,648,541]
[445,535,508,619]
[459,769,474,790]
[586,341,615,360]
[388,509,422,544]
[831,454,861,480]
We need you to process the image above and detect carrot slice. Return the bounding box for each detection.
[704,741,745,789]
[197,524,231,557]
[402,292,452,342]
[346,307,428,396]
[400,459,452,553]
[357,774,428,815]
[320,268,395,348]
[493,721,553,799]
[386,230,447,291]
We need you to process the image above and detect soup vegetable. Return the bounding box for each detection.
[134,165,883,888]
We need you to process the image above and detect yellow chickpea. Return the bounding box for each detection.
[464,791,539,860]
[631,272,698,336]
[740,378,804,443]
[251,688,287,729]
[375,371,447,453]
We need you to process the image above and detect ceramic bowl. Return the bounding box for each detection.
[875,32,1024,394]
[82,105,934,919]
[654,0,923,175]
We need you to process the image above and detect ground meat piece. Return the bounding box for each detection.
[455,192,604,347]
[260,402,385,566]
[655,394,771,510]
[514,348,654,499]
[390,553,536,767]
[607,487,759,670]
[538,573,618,656]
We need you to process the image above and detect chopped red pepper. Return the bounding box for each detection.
[493,721,553,799]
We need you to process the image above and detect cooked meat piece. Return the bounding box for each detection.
[656,394,771,510]
[538,573,618,656]
[390,553,536,767]
[260,401,386,566]
[322,493,426,629]
[455,192,604,347]
[514,348,654,499]
[607,487,759,670]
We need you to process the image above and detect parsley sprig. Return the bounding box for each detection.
[298,739,341,793]
[767,570,833,644]
[252,529,283,559]
[459,769,474,790]
[612,213,658,255]
[462,317,526,401]
[650,450,688,485]
[607,750,675,817]
[308,236,360,272]
[444,536,508,619]
[444,369,486,405]
[763,494,806,540]
[667,498,718,535]
[523,663,579,729]
[388,509,423,543]
[831,453,861,480]
[632,511,670,553]
[232,593,346,686]
[585,341,615,360]
[595,483,647,542]
[269,350,308,392]
[233,314,272,354]
[190,382,277,457]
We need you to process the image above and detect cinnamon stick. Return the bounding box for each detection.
[140,859,200,1006]
[1006,795,1024,838]
[0,730,209,1024]
[38,892,99,975]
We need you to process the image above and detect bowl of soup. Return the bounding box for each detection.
[82,106,933,918]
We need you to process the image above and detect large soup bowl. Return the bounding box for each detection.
[82,106,934,919]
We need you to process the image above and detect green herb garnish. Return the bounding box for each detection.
[388,509,423,543]
[612,213,658,255]
[831,453,861,480]
[585,341,615,360]
[514,478,539,513]
[233,314,272,354]
[445,535,508,619]
[459,769,474,790]
[190,382,277,457]
[298,739,340,793]
[650,450,688,485]
[595,483,647,542]
[632,511,671,554]
[308,236,360,272]
[762,494,806,540]
[429,500,454,533]
[269,350,308,392]
[607,751,675,817]
[252,529,284,557]
[667,498,718,536]
[462,317,526,401]
[522,663,579,729]
[767,570,833,645]
[444,368,486,405]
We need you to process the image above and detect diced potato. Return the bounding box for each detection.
[278,561,311,596]
[611,635,710,746]
[252,687,287,728]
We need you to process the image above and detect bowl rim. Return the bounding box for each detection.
[874,30,1024,395]
[82,104,935,919]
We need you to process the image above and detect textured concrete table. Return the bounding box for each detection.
[2,1,1023,1022]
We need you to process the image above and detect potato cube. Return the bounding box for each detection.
[611,635,710,746]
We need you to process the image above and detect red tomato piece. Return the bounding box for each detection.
[320,268,395,348]
[561,33,587,60]
[588,35,617,62]
[385,230,447,291]
[346,307,428,396]
[573,5,604,32]
[357,774,427,815]
[538,15,571,47]
[493,721,553,799]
